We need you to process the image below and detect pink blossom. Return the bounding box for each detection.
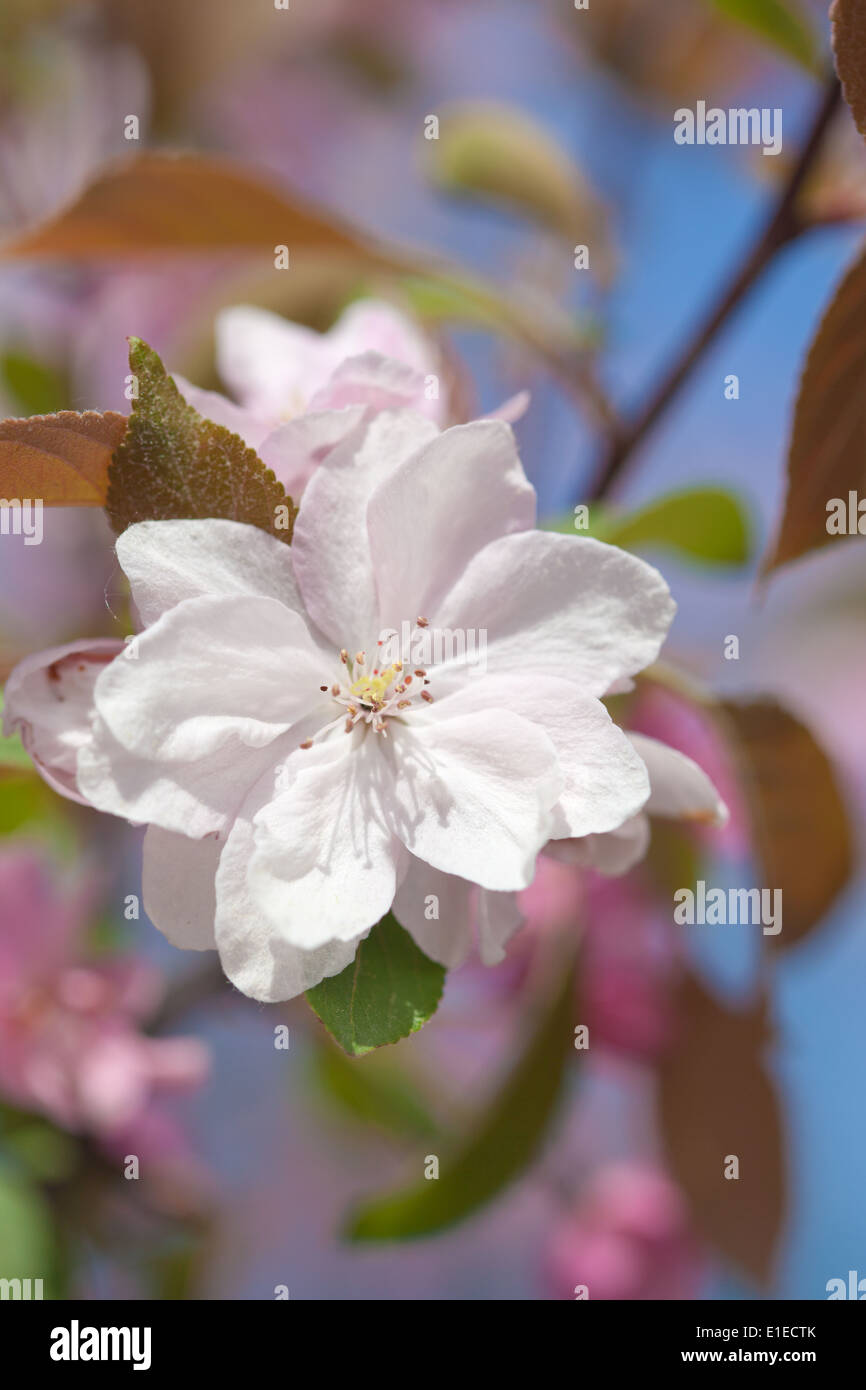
[0,847,208,1156]
[545,1162,705,1300]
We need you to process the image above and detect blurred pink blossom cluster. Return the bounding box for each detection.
[0,847,209,1171]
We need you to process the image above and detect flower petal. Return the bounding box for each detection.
[257,407,366,497]
[424,673,650,840]
[248,732,405,949]
[172,374,272,450]
[142,826,220,950]
[308,351,429,415]
[545,814,651,877]
[386,709,561,891]
[629,733,728,825]
[367,419,536,631]
[116,518,303,628]
[392,855,523,968]
[292,409,438,649]
[434,529,675,697]
[2,639,124,802]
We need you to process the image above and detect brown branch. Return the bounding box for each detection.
[585,76,843,502]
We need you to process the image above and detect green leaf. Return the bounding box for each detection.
[707,0,821,73]
[0,351,69,416]
[345,953,577,1240]
[543,488,751,567]
[312,1040,440,1140]
[0,1166,55,1289]
[306,914,445,1056]
[600,487,751,566]
[106,338,297,542]
[424,101,610,258]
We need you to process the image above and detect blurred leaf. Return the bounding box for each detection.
[345,953,576,1239]
[715,698,853,948]
[542,487,751,567]
[708,0,821,72]
[601,487,751,566]
[107,338,297,541]
[658,971,786,1286]
[3,1120,78,1182]
[0,1166,55,1285]
[0,351,69,415]
[0,409,127,506]
[0,696,33,771]
[306,914,445,1057]
[763,242,866,574]
[312,1041,440,1140]
[832,0,866,142]
[0,152,399,265]
[425,101,609,253]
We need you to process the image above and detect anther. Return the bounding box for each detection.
[421,690,434,703]
[416,615,429,628]
[330,684,340,696]
[299,739,313,749]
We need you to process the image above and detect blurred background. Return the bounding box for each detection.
[0,0,865,1299]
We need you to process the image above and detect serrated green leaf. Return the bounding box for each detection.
[106,338,297,542]
[306,914,445,1056]
[707,0,821,73]
[345,953,577,1240]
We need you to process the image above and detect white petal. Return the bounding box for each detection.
[435,529,675,697]
[172,374,272,450]
[392,856,524,968]
[2,639,123,802]
[215,305,327,417]
[307,351,428,414]
[367,419,536,631]
[545,814,651,877]
[248,732,405,949]
[386,709,561,891]
[425,674,650,840]
[392,857,476,968]
[476,888,524,965]
[116,518,303,628]
[629,733,728,825]
[89,594,325,761]
[214,765,361,1001]
[291,409,438,648]
[142,826,220,949]
[257,407,366,497]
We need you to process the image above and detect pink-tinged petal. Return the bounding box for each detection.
[142,826,221,950]
[628,733,728,825]
[367,419,536,631]
[172,374,272,450]
[88,594,326,761]
[486,389,530,423]
[308,351,429,415]
[215,305,327,418]
[3,639,124,802]
[386,709,561,891]
[426,674,649,840]
[77,719,292,839]
[392,858,477,968]
[214,761,363,1001]
[0,851,84,997]
[249,733,405,950]
[545,813,651,877]
[116,519,304,628]
[476,888,524,965]
[434,530,676,697]
[257,406,366,497]
[327,300,439,384]
[143,1036,210,1091]
[292,409,438,649]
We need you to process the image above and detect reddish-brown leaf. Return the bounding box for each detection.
[0,411,128,505]
[658,971,786,1286]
